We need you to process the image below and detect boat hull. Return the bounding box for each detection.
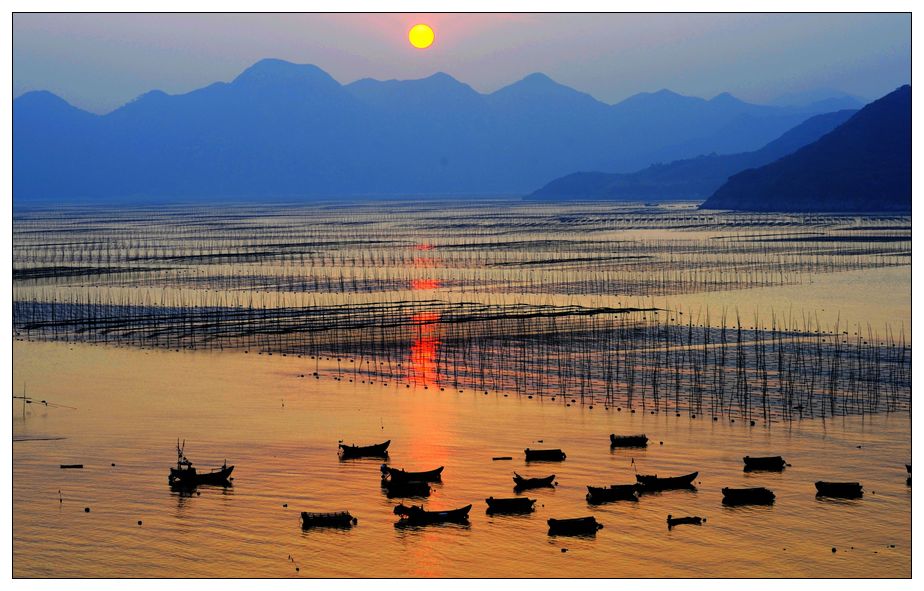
[636,471,698,491]
[610,434,648,448]
[339,440,390,459]
[722,487,775,505]
[547,516,603,536]
[485,496,536,514]
[524,448,566,462]
[394,504,472,525]
[301,511,357,528]
[168,464,234,488]
[815,481,863,498]
[381,465,443,483]
[743,456,786,472]
[586,484,639,504]
[513,472,555,490]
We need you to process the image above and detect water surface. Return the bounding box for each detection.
[13,340,910,577]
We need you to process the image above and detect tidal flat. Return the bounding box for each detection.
[12,202,911,577]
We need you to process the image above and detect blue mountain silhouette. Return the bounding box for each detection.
[701,85,910,212]
[13,58,855,202]
[528,109,858,201]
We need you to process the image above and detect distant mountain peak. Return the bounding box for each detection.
[232,58,339,88]
[14,90,93,116]
[491,72,600,106]
[710,91,741,103]
[519,72,555,85]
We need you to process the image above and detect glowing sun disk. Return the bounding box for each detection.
[409,24,435,49]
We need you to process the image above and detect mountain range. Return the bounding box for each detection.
[701,85,910,212]
[528,108,858,201]
[13,58,862,202]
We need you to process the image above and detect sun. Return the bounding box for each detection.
[408,24,434,49]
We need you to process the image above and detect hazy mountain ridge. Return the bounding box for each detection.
[528,109,858,201]
[701,85,910,212]
[14,58,860,202]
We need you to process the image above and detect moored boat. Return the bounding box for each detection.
[513,472,555,490]
[485,496,536,514]
[547,516,603,536]
[586,484,639,504]
[381,464,443,483]
[815,481,863,498]
[394,503,472,525]
[339,440,390,459]
[301,511,357,528]
[636,471,698,491]
[667,514,705,528]
[524,448,566,461]
[722,486,775,505]
[610,434,648,448]
[168,440,233,489]
[743,455,786,471]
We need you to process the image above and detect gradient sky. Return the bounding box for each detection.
[13,13,910,114]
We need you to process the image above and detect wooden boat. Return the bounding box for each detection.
[300,511,357,528]
[380,464,443,483]
[743,455,786,471]
[394,503,472,525]
[513,472,555,490]
[485,496,536,514]
[524,448,566,462]
[722,487,775,505]
[815,481,863,498]
[381,479,430,498]
[610,434,648,448]
[586,484,639,504]
[547,516,603,536]
[667,514,705,528]
[339,440,390,459]
[168,440,233,488]
[636,471,698,491]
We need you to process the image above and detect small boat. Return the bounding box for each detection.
[513,472,555,490]
[380,464,443,483]
[815,481,863,498]
[722,487,775,505]
[381,479,430,498]
[547,516,603,536]
[610,434,648,448]
[168,440,233,489]
[743,456,786,471]
[525,448,566,462]
[339,440,390,459]
[586,484,639,504]
[394,503,472,525]
[301,511,357,528]
[636,471,698,491]
[667,514,705,528]
[485,496,536,514]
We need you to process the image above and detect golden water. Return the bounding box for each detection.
[13,340,910,578]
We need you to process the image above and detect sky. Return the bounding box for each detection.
[13,13,911,114]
